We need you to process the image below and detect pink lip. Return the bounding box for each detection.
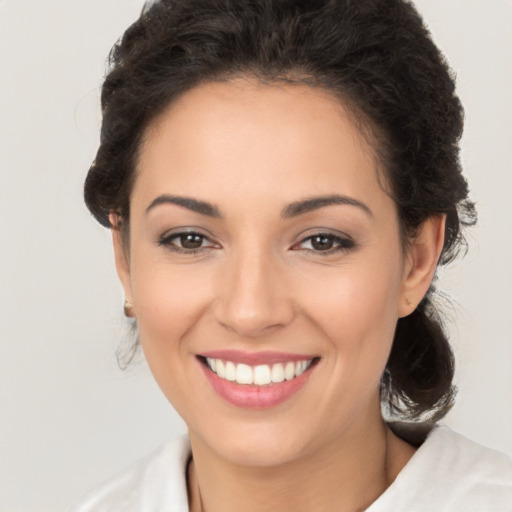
[198,357,317,410]
[199,350,316,366]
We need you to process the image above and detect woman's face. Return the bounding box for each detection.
[114,80,434,467]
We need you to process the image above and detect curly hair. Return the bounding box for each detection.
[84,0,476,422]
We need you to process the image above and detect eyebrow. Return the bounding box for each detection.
[145,195,222,218]
[281,194,373,218]
[145,193,372,219]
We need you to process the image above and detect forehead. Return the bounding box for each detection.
[133,79,390,215]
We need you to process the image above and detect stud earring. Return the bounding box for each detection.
[124,300,134,318]
[405,298,413,307]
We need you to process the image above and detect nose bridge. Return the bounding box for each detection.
[214,239,293,336]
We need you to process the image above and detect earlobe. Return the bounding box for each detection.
[110,213,133,311]
[398,214,446,318]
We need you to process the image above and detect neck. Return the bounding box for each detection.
[187,409,415,512]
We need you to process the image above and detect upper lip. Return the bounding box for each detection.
[199,350,318,366]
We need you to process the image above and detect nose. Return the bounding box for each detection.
[213,246,295,338]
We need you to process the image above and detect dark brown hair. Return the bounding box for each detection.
[85,0,476,422]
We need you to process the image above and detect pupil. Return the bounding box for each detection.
[181,234,203,249]
[311,235,333,250]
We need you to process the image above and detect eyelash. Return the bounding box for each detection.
[292,233,355,255]
[158,231,355,256]
[157,231,217,254]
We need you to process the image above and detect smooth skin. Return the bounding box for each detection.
[112,78,445,512]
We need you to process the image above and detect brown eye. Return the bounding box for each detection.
[158,231,217,252]
[179,233,204,249]
[310,235,335,251]
[294,232,355,254]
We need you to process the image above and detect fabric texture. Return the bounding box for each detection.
[68,426,512,512]
[68,435,191,512]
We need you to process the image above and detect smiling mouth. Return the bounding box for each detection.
[198,356,320,386]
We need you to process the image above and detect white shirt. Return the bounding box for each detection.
[68,426,512,512]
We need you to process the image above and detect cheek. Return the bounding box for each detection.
[317,279,398,356]
[301,267,402,425]
[130,257,212,355]
[128,260,214,418]
[299,251,404,369]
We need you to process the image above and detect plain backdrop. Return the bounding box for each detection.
[0,1,511,511]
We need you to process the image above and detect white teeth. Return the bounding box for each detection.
[216,360,226,379]
[271,363,285,383]
[236,363,253,385]
[284,362,295,381]
[205,357,315,386]
[225,361,236,381]
[254,365,272,385]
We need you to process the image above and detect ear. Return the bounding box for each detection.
[398,214,446,318]
[110,213,133,312]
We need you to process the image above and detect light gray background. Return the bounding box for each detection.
[1,1,511,511]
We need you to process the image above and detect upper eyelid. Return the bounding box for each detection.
[159,226,215,240]
[294,228,353,243]
[157,229,217,248]
[297,234,351,245]
[292,232,356,252]
[157,232,220,255]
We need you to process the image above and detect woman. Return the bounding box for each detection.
[70,0,512,510]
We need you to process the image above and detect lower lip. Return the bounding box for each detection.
[199,361,315,409]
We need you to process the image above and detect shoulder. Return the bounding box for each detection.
[370,425,512,512]
[422,426,512,491]
[66,434,191,512]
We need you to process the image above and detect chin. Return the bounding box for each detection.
[189,414,324,469]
